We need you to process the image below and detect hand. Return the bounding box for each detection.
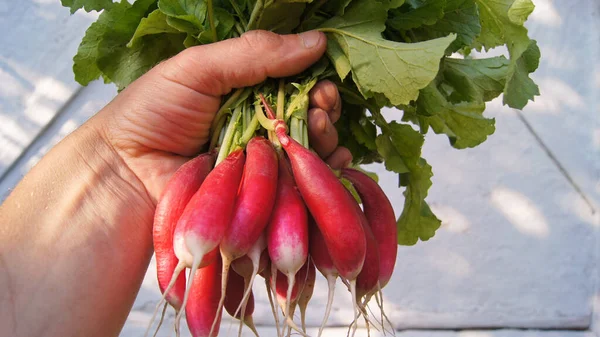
[0,30,351,337]
[94,29,352,204]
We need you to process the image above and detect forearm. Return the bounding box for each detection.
[0,121,155,337]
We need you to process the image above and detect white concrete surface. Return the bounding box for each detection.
[0,0,598,336]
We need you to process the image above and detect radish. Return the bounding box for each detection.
[185,256,223,337]
[309,216,338,337]
[231,235,269,328]
[224,268,259,337]
[231,249,268,280]
[163,149,245,333]
[215,137,278,334]
[352,198,380,303]
[153,152,215,311]
[348,194,380,336]
[272,259,310,316]
[298,258,316,333]
[266,105,366,331]
[342,168,398,332]
[267,153,309,334]
[341,168,397,288]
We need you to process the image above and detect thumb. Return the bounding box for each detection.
[157,30,328,97]
[100,30,326,157]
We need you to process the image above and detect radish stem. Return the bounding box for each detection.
[207,0,217,42]
[216,106,242,165]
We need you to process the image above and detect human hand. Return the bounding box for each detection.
[0,30,352,337]
[91,30,352,205]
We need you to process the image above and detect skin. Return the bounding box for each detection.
[0,30,351,337]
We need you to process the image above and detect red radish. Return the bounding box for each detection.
[231,235,269,326]
[268,110,366,332]
[153,152,215,311]
[347,194,380,336]
[267,153,309,334]
[231,250,268,279]
[215,137,278,335]
[263,98,366,279]
[352,198,380,302]
[168,149,245,332]
[186,256,223,337]
[272,259,311,314]
[341,168,397,288]
[309,217,338,337]
[298,258,316,333]
[224,269,259,337]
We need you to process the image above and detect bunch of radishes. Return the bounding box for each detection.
[147,95,398,337]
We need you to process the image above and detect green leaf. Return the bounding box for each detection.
[335,101,382,165]
[326,39,352,81]
[159,0,207,32]
[257,1,309,33]
[72,0,152,86]
[374,121,441,245]
[418,85,495,148]
[320,0,456,106]
[350,118,377,151]
[442,56,510,103]
[197,7,235,43]
[408,0,481,54]
[93,0,184,90]
[503,40,540,109]
[128,10,181,47]
[474,0,540,108]
[387,0,446,30]
[508,0,535,25]
[411,56,509,148]
[61,0,114,14]
[321,0,353,16]
[98,33,186,91]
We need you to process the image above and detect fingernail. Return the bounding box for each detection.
[299,31,321,49]
[317,110,329,133]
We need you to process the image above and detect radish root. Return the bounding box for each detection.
[144,262,186,337]
[211,257,232,337]
[174,255,204,334]
[317,274,336,337]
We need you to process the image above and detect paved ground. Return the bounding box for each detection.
[0,0,598,336]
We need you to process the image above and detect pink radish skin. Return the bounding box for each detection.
[171,149,246,332]
[224,269,259,337]
[351,196,380,302]
[186,256,223,337]
[231,250,268,279]
[231,235,269,325]
[221,137,278,258]
[214,137,277,336]
[153,153,214,310]
[273,123,366,337]
[274,126,366,281]
[342,168,397,288]
[298,258,316,333]
[267,154,309,335]
[309,217,338,337]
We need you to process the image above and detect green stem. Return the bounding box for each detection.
[277,79,285,120]
[297,0,326,32]
[255,99,277,131]
[210,88,246,131]
[207,0,218,42]
[239,113,259,146]
[235,22,245,36]
[247,0,264,30]
[216,106,242,165]
[229,0,248,29]
[302,119,309,148]
[209,114,228,151]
